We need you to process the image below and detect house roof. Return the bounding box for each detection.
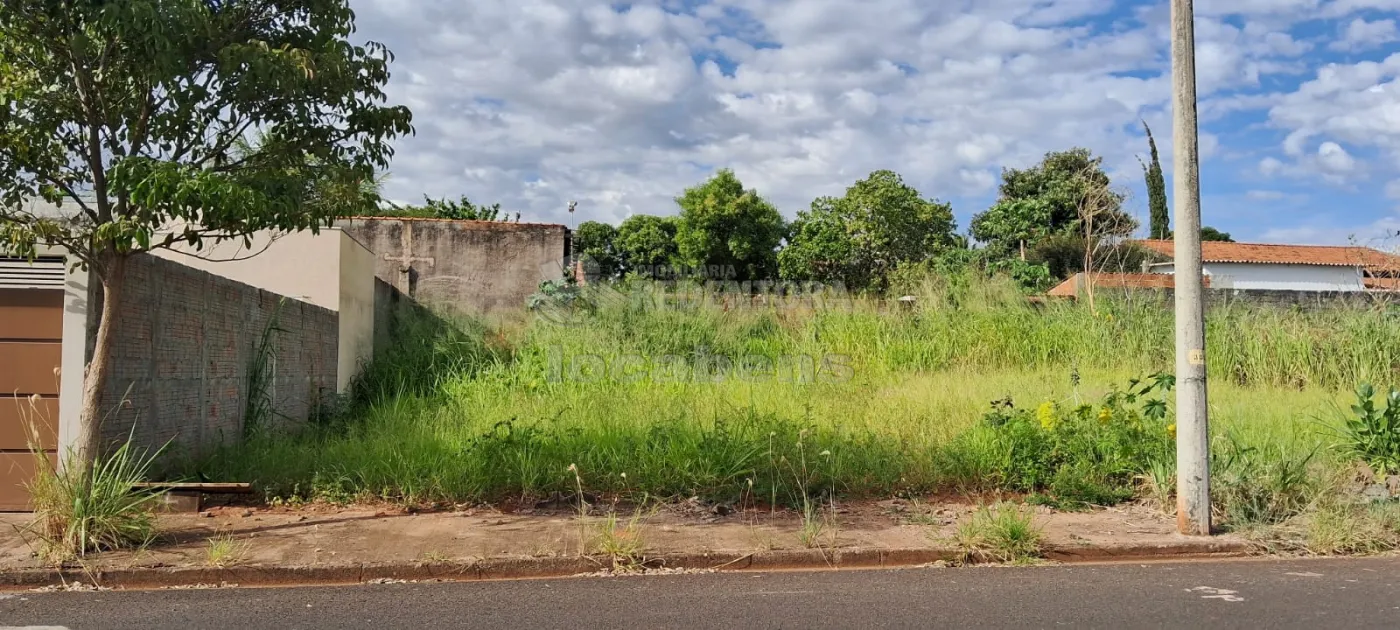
[1366,276,1400,291]
[1135,239,1400,269]
[1047,272,1209,298]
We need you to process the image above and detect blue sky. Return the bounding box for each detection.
[352,0,1400,247]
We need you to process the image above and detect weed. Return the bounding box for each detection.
[243,302,284,438]
[1333,383,1400,475]
[27,438,166,563]
[420,549,451,563]
[589,509,648,570]
[1212,431,1319,528]
[1303,502,1400,555]
[953,502,1044,564]
[187,277,1391,507]
[952,374,1175,508]
[205,533,248,567]
[1140,456,1176,514]
[797,502,827,549]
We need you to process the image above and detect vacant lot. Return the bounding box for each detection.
[190,278,1398,529]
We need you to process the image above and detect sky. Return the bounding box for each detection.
[350,0,1400,247]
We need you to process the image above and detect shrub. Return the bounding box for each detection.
[1335,383,1400,475]
[954,373,1176,508]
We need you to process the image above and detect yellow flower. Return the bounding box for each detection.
[1036,401,1058,431]
[1097,407,1113,425]
[1166,423,1177,439]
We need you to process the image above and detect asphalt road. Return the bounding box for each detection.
[3,558,1399,629]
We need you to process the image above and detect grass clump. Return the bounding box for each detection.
[589,509,649,570]
[953,502,1044,564]
[1302,502,1400,555]
[27,440,166,563]
[1212,432,1319,528]
[205,532,249,567]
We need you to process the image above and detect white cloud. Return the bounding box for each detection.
[1317,141,1357,174]
[1329,18,1399,51]
[1261,214,1400,246]
[348,0,1400,226]
[1386,180,1400,199]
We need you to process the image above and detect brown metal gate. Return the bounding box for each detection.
[0,288,63,511]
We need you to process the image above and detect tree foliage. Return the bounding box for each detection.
[1028,233,1158,279]
[0,0,413,469]
[615,214,679,276]
[675,170,786,281]
[779,170,956,291]
[1201,226,1234,242]
[971,148,1135,257]
[378,195,511,221]
[1142,122,1170,240]
[573,220,620,279]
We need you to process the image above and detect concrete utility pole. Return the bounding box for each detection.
[1171,0,1211,536]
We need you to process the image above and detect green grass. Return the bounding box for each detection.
[953,502,1045,564]
[187,276,1395,519]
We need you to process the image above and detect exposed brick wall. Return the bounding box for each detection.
[98,254,338,457]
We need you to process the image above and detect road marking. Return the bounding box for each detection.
[1285,572,1323,577]
[1188,586,1244,602]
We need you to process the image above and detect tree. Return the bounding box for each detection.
[573,220,620,279]
[1166,226,1235,242]
[0,1,413,473]
[971,148,1136,257]
[1142,122,1170,240]
[675,170,786,281]
[1200,226,1234,242]
[779,170,957,291]
[378,195,513,221]
[614,214,679,277]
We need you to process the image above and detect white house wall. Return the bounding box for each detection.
[1153,262,1365,291]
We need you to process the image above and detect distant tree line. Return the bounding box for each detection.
[574,136,1233,294]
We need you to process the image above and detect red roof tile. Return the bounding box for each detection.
[1135,240,1400,269]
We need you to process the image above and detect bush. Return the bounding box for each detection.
[953,373,1176,508]
[1335,383,1400,475]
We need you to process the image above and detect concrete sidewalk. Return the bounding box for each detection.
[0,499,1251,589]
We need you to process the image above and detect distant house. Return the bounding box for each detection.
[1135,240,1400,293]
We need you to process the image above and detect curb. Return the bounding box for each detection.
[0,538,1253,591]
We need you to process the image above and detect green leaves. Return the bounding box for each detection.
[0,0,413,264]
[970,148,1135,258]
[1142,121,1170,240]
[674,170,785,282]
[779,170,956,291]
[615,215,680,276]
[1339,383,1400,475]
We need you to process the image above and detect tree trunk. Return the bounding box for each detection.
[72,251,126,476]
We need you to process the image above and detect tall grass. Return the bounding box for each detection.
[188,276,1394,507]
[27,441,166,562]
